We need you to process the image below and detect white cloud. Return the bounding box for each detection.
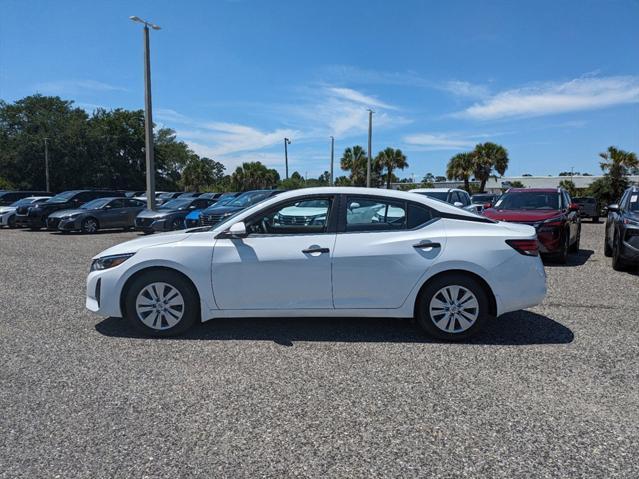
[328,87,397,110]
[456,75,639,120]
[440,80,489,99]
[402,133,476,150]
[34,79,127,94]
[177,122,298,157]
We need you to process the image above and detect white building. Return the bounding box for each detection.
[483,175,639,193]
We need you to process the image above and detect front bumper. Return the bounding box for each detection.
[57,217,82,231]
[15,214,44,228]
[0,212,13,226]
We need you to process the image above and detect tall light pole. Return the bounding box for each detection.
[366,109,374,187]
[130,15,161,210]
[329,136,335,186]
[284,137,291,179]
[43,137,50,192]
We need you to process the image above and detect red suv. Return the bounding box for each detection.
[482,188,581,263]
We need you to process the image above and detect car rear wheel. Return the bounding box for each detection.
[7,215,16,228]
[553,232,569,264]
[604,232,612,257]
[593,216,599,223]
[612,234,628,271]
[569,225,580,253]
[123,270,198,337]
[415,274,489,341]
[81,217,99,234]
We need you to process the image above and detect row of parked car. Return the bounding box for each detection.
[2,184,637,271]
[0,188,284,234]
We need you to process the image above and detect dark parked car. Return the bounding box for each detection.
[156,192,183,205]
[184,193,239,228]
[125,190,146,198]
[199,190,283,227]
[178,192,202,198]
[0,190,51,206]
[573,197,600,222]
[46,197,145,233]
[135,197,217,233]
[604,186,639,271]
[482,188,581,263]
[15,190,126,230]
[471,193,499,207]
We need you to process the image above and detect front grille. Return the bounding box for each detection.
[46,217,61,229]
[16,206,30,215]
[279,215,312,225]
[200,214,225,226]
[135,217,153,228]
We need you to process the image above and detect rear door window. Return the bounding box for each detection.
[345,197,406,232]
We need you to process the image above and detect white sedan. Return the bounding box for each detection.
[86,187,546,340]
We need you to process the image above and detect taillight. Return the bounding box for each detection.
[506,239,539,256]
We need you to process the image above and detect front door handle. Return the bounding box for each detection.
[302,247,330,254]
[413,241,441,249]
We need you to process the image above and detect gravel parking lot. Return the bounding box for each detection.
[1,222,638,478]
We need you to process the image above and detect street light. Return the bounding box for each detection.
[43,137,50,192]
[130,15,161,210]
[329,136,335,186]
[366,109,374,188]
[284,137,291,179]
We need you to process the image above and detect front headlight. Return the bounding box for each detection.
[624,217,639,227]
[90,253,135,272]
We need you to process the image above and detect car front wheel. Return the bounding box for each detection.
[123,270,199,337]
[415,274,489,341]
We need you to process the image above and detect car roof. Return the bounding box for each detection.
[410,188,454,193]
[506,188,560,193]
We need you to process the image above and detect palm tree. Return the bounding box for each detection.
[472,142,509,192]
[376,147,408,189]
[446,152,475,192]
[231,161,280,191]
[340,146,368,186]
[599,146,638,201]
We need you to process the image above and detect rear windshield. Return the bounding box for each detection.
[415,192,448,201]
[494,192,560,210]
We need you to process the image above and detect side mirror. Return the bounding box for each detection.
[453,201,463,208]
[569,203,580,211]
[483,202,492,209]
[607,204,619,212]
[349,202,360,210]
[217,221,247,239]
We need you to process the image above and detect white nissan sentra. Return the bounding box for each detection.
[86,187,546,340]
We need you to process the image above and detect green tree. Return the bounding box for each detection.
[340,146,368,186]
[231,161,280,191]
[375,147,408,189]
[473,142,509,192]
[558,179,577,196]
[599,146,638,201]
[508,180,525,188]
[446,152,475,192]
[181,157,225,191]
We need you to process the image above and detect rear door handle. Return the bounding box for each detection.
[413,241,441,249]
[302,247,330,254]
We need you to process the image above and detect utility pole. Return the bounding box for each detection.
[130,16,161,210]
[44,138,50,192]
[330,136,334,186]
[366,109,374,188]
[284,138,291,179]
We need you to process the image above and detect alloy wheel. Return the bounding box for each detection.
[135,282,185,330]
[83,218,98,233]
[429,285,479,334]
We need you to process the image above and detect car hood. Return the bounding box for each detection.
[201,205,243,215]
[48,208,88,218]
[137,208,183,219]
[93,231,192,259]
[483,208,561,222]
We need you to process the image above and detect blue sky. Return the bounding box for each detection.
[2,0,639,179]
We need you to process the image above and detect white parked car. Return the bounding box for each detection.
[86,187,546,340]
[411,188,472,208]
[0,196,51,228]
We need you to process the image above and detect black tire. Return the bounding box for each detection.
[123,269,199,337]
[7,215,16,228]
[568,226,580,253]
[81,217,99,234]
[553,232,569,264]
[171,217,184,231]
[604,233,612,257]
[415,273,490,341]
[612,234,628,272]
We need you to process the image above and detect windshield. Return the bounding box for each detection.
[215,196,235,206]
[471,194,496,204]
[159,199,192,210]
[10,197,40,207]
[415,192,448,201]
[159,192,177,199]
[47,191,79,203]
[494,192,560,210]
[81,198,111,209]
[228,191,271,207]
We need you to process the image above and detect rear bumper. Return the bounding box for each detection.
[492,254,547,316]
